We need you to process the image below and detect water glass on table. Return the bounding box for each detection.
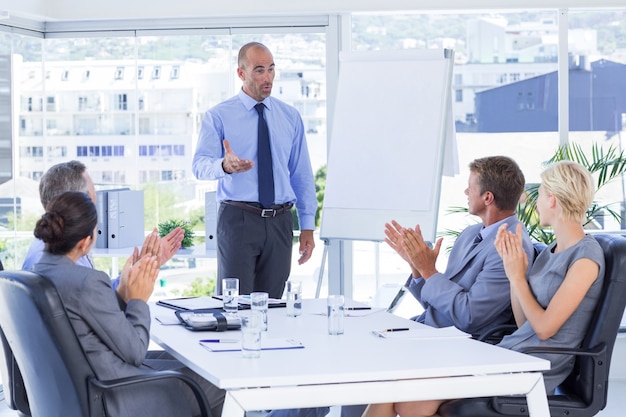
[222,278,239,315]
[250,292,269,331]
[240,310,263,358]
[327,294,345,335]
[285,280,302,317]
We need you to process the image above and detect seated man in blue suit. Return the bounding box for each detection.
[270,155,535,417]
[388,155,535,336]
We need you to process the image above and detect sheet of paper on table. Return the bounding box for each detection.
[199,337,305,352]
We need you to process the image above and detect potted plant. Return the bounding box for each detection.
[157,219,195,250]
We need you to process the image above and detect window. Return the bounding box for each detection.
[173,144,184,155]
[78,96,88,111]
[170,65,180,79]
[8,29,327,279]
[116,94,128,111]
[20,146,43,157]
[160,145,172,156]
[161,170,173,181]
[47,146,67,157]
[455,89,463,102]
[77,146,88,157]
[46,96,56,112]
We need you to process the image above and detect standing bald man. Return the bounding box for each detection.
[192,42,317,298]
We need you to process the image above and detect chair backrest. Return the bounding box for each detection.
[0,270,96,417]
[558,233,626,410]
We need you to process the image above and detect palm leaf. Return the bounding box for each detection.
[444,141,626,246]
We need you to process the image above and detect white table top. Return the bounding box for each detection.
[150,298,550,391]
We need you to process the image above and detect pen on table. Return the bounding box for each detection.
[381,328,410,332]
[344,306,371,311]
[199,339,239,343]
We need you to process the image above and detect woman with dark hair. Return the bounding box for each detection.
[33,191,225,417]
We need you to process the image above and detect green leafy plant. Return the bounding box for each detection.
[158,219,195,249]
[442,142,626,246]
[182,276,217,297]
[520,142,626,244]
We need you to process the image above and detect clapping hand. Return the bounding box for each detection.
[118,253,159,303]
[384,220,412,264]
[494,223,528,284]
[158,227,185,266]
[401,225,442,279]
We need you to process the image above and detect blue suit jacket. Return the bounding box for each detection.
[406,215,534,337]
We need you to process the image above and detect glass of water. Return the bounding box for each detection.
[285,280,302,317]
[327,294,345,335]
[222,277,239,315]
[250,292,269,331]
[240,310,262,358]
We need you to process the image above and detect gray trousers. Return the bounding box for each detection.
[217,202,294,299]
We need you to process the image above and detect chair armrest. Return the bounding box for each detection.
[521,343,606,358]
[476,324,518,343]
[87,370,212,417]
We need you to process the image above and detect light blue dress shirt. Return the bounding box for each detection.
[192,89,317,231]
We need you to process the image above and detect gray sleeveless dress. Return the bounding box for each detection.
[498,234,605,393]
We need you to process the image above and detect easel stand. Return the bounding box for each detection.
[314,239,381,299]
[315,239,330,298]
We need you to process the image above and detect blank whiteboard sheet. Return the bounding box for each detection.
[321,49,457,242]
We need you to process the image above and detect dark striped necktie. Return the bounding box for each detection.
[467,232,483,255]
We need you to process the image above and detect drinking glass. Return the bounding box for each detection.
[250,292,269,331]
[327,294,345,335]
[240,311,262,358]
[285,280,302,317]
[222,278,239,314]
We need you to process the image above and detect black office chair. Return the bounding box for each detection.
[0,259,31,417]
[0,269,213,417]
[0,329,30,416]
[439,233,626,417]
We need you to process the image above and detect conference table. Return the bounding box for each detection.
[150,299,551,417]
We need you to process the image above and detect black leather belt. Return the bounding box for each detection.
[222,201,293,218]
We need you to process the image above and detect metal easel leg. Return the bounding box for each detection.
[315,239,329,298]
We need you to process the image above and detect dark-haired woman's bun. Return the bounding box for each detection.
[34,211,65,245]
